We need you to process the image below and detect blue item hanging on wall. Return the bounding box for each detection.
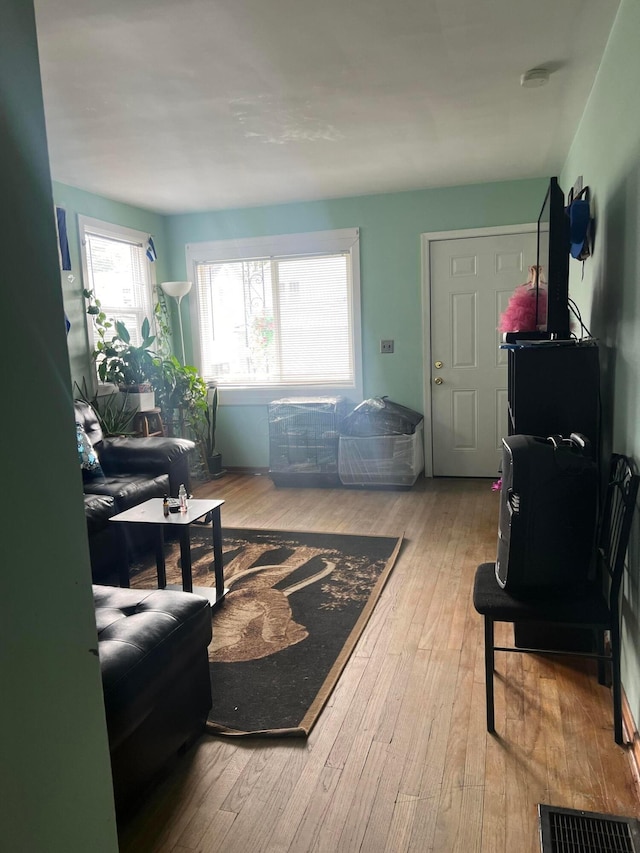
[566,186,592,261]
[55,206,71,270]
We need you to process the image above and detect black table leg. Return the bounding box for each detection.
[179,526,193,592]
[210,506,224,601]
[116,527,130,588]
[155,526,166,588]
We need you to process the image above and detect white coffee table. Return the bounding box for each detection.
[110,497,227,608]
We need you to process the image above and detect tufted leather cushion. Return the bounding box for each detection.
[93,586,212,750]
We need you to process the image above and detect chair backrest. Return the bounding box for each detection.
[599,454,640,607]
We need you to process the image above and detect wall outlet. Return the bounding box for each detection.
[380,339,394,354]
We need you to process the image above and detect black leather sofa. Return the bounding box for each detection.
[75,400,195,583]
[93,584,213,814]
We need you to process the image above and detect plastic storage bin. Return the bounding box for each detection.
[338,420,424,487]
[269,397,351,486]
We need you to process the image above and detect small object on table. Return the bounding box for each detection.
[178,483,188,512]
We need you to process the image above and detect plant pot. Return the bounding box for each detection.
[119,387,155,413]
[206,452,225,479]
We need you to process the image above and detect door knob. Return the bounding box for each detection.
[434,361,443,369]
[434,377,443,385]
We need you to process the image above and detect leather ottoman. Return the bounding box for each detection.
[93,585,213,814]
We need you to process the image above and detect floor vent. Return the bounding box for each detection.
[539,804,640,853]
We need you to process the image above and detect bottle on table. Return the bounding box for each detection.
[163,494,169,517]
[178,483,188,512]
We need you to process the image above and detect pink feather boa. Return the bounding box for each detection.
[499,283,547,333]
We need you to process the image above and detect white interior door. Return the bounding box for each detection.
[429,230,537,477]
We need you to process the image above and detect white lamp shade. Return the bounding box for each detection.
[161,280,192,299]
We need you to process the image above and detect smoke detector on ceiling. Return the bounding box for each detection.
[520,67,550,88]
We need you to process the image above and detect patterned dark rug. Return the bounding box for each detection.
[130,527,402,737]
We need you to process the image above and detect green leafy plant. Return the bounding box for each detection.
[84,289,157,387]
[150,355,207,438]
[192,384,218,457]
[83,290,221,472]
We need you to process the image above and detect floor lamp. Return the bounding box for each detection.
[160,280,192,364]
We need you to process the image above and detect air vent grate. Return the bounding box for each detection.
[539,805,640,853]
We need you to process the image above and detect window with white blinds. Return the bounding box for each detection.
[186,228,362,404]
[79,216,155,349]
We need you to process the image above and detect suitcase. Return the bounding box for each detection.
[496,432,598,596]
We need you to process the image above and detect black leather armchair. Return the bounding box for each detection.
[75,400,196,582]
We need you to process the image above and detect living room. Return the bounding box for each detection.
[4,0,640,851]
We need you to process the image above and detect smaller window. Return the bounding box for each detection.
[79,216,156,350]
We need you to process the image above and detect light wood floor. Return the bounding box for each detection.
[119,473,640,853]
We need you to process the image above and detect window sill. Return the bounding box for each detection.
[214,384,362,406]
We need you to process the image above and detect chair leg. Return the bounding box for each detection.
[596,629,607,686]
[484,616,495,734]
[610,623,623,745]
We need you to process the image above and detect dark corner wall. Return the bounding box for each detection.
[1,2,118,850]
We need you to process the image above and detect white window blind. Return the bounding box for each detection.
[187,229,362,404]
[79,216,155,349]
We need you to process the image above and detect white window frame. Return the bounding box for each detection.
[186,228,363,405]
[78,215,157,353]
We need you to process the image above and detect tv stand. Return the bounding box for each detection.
[506,339,600,652]
[506,339,599,442]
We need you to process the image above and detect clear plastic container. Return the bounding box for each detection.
[338,421,424,487]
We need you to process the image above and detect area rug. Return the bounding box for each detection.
[130,527,403,737]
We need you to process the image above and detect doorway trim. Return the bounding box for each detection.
[420,223,537,477]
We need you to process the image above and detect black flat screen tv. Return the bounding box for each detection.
[505,176,570,342]
[537,176,571,339]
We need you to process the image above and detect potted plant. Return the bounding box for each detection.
[85,289,156,410]
[200,384,224,478]
[84,290,222,475]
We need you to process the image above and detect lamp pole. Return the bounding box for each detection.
[160,281,192,364]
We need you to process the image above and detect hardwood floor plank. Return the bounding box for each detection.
[373,623,424,745]
[187,810,236,852]
[431,784,484,853]
[383,794,421,853]
[334,739,390,852]
[117,474,640,853]
[481,735,507,853]
[358,748,411,852]
[280,764,343,853]
[261,657,371,852]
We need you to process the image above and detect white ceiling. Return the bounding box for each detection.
[34,0,619,215]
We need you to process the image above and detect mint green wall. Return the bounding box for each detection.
[561,0,640,735]
[165,179,547,467]
[52,181,170,393]
[2,3,118,849]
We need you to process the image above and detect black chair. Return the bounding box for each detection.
[473,453,639,745]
